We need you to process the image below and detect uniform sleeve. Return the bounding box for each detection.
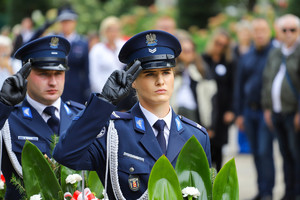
[0,102,14,129]
[53,93,115,170]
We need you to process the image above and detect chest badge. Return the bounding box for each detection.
[128,174,140,192]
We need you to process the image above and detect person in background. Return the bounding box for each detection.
[87,31,100,51]
[0,35,17,87]
[171,34,217,137]
[0,36,84,199]
[89,16,126,94]
[57,6,90,104]
[232,20,253,154]
[155,15,178,36]
[202,28,235,172]
[53,30,211,200]
[262,14,300,200]
[272,17,284,49]
[235,18,275,200]
[11,17,34,56]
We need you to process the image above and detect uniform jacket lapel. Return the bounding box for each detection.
[21,99,53,141]
[166,110,186,164]
[59,103,76,135]
[131,103,163,161]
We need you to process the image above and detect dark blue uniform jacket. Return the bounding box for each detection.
[53,94,211,200]
[0,99,83,199]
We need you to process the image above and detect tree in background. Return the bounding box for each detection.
[177,0,220,29]
[6,0,53,26]
[287,0,300,17]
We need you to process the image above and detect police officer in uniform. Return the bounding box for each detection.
[0,35,84,199]
[53,30,211,200]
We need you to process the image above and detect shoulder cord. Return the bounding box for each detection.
[105,120,148,200]
[1,120,23,178]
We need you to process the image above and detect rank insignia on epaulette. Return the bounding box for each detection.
[128,175,140,191]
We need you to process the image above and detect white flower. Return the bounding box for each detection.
[182,186,201,198]
[0,180,4,190]
[65,174,82,184]
[30,194,42,200]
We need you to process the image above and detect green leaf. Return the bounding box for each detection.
[212,158,239,200]
[148,155,183,200]
[88,171,104,198]
[175,135,212,200]
[22,140,63,199]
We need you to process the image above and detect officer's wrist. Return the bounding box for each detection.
[97,93,116,105]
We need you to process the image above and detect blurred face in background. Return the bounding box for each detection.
[251,19,271,50]
[279,15,300,48]
[60,20,77,36]
[179,39,196,65]
[104,24,121,43]
[213,34,229,55]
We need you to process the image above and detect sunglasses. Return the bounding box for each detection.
[282,28,297,33]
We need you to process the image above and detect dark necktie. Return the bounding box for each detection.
[44,106,60,134]
[153,120,166,154]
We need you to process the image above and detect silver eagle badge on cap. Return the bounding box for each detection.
[50,37,59,49]
[146,33,158,47]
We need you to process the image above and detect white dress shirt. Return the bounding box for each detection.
[139,103,172,147]
[26,94,61,122]
[271,43,298,113]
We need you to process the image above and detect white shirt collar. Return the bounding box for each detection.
[139,103,172,131]
[282,38,300,57]
[26,94,61,117]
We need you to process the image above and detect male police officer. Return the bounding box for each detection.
[0,35,84,199]
[53,30,211,200]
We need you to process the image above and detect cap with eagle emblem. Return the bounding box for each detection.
[14,35,70,71]
[118,30,181,69]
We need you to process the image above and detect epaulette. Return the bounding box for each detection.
[110,111,132,120]
[65,100,85,110]
[178,115,207,134]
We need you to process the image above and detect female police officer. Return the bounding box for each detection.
[53,30,211,200]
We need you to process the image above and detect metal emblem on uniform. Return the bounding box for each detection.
[146,33,158,47]
[50,37,59,49]
[97,127,106,138]
[128,174,140,191]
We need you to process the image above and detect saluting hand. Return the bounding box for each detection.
[0,62,31,106]
[101,60,142,105]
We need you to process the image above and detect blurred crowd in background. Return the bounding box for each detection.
[1,0,300,199]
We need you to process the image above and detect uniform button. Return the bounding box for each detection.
[129,167,134,172]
